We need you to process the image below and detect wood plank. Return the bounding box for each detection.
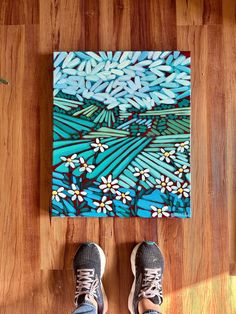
[181,26,213,313]
[206,25,228,279]
[149,0,177,49]
[176,0,222,26]
[223,10,236,275]
[21,25,41,313]
[0,24,25,312]
[22,24,40,273]
[0,0,39,25]
[113,0,131,50]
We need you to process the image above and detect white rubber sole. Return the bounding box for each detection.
[128,243,142,314]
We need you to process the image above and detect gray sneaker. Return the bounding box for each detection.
[73,242,108,314]
[128,241,164,314]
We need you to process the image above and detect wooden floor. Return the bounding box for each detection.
[0,0,235,313]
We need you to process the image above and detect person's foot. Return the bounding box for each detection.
[73,242,108,314]
[128,241,164,314]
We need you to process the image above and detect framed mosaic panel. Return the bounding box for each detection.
[52,51,191,218]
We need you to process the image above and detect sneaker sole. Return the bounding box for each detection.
[128,242,163,314]
[128,243,142,314]
[93,243,108,314]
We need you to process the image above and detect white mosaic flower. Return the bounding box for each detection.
[91,138,109,152]
[174,165,189,178]
[175,141,190,153]
[52,187,66,202]
[93,196,113,213]
[79,157,95,173]
[172,182,190,198]
[99,174,119,194]
[68,183,87,202]
[60,154,79,168]
[159,148,176,163]
[151,205,170,218]
[133,167,150,181]
[155,175,173,193]
[116,191,132,204]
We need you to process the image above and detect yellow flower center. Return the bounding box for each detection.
[178,188,184,193]
[180,143,185,147]
[164,152,170,157]
[83,163,87,168]
[107,183,111,188]
[75,190,80,195]
[140,171,144,174]
[98,143,102,147]
[157,208,162,214]
[100,202,105,207]
[161,182,166,187]
[121,193,126,198]
[52,191,57,195]
[179,168,183,173]
[67,158,72,162]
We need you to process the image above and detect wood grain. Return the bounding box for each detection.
[0,0,235,313]
[223,1,236,276]
[0,0,39,25]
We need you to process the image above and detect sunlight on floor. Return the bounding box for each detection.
[231,276,236,313]
[161,274,233,314]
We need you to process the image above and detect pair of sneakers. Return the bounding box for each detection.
[73,241,164,314]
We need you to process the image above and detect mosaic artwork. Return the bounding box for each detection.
[52,51,191,218]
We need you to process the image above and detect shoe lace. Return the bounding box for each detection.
[74,269,99,305]
[139,268,163,304]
